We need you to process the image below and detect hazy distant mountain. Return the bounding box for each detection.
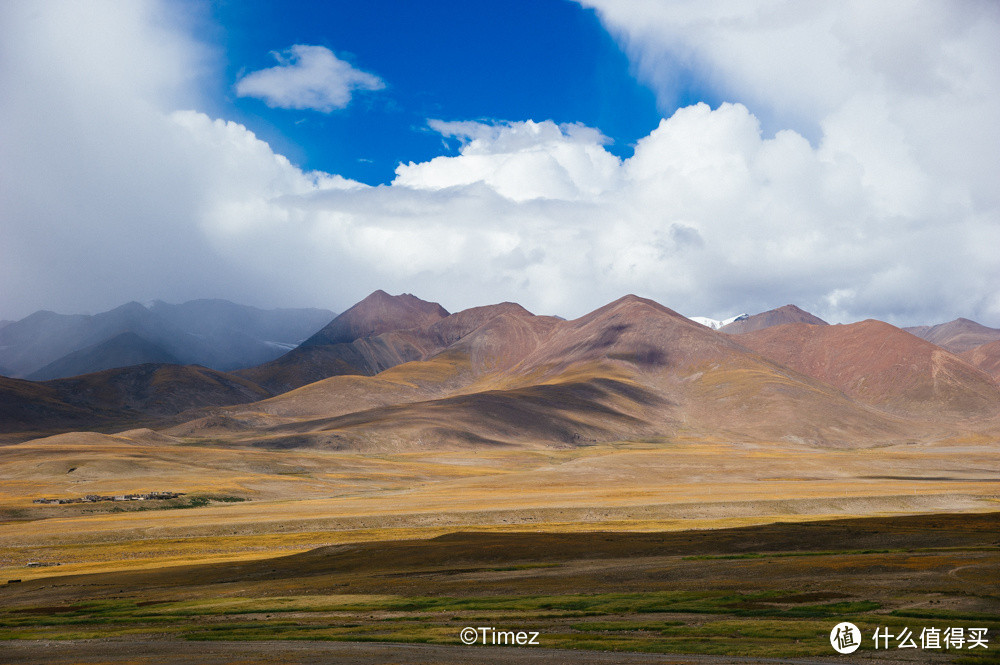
[904,318,1000,354]
[27,332,180,381]
[719,304,828,334]
[0,300,334,379]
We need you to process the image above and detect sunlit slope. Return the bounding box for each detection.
[738,320,1000,419]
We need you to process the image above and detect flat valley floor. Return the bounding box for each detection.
[1,434,998,663]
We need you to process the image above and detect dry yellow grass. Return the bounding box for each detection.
[1,432,998,582]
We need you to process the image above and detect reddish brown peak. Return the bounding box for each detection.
[904,317,1000,353]
[428,302,535,346]
[953,317,994,328]
[571,294,687,326]
[302,291,448,347]
[775,304,826,319]
[853,318,896,329]
[358,290,449,317]
[721,304,828,334]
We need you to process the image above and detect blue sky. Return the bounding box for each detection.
[211,0,666,184]
[1,1,998,325]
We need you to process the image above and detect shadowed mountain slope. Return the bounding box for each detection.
[738,320,1000,418]
[905,318,1000,354]
[0,376,123,434]
[256,376,666,450]
[27,332,180,381]
[719,304,828,334]
[0,363,270,434]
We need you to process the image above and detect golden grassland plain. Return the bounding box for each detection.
[1,433,999,579]
[0,432,998,662]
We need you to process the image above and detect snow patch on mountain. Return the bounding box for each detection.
[689,313,749,330]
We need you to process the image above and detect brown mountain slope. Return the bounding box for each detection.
[51,363,271,416]
[507,295,904,443]
[432,304,562,376]
[962,339,1000,379]
[0,376,122,433]
[738,320,1000,418]
[219,303,559,423]
[719,304,828,334]
[236,299,558,398]
[301,290,448,347]
[509,295,751,376]
[196,295,907,450]
[0,363,270,434]
[237,291,449,393]
[905,317,1000,353]
[254,373,666,450]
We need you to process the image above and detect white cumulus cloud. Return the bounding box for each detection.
[235,44,384,112]
[570,0,1000,322]
[1,0,998,329]
[394,120,621,202]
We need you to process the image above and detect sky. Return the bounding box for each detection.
[1,0,998,326]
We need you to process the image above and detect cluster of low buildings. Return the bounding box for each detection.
[32,491,183,505]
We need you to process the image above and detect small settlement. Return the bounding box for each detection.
[33,491,183,505]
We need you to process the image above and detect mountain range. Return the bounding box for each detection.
[2,292,999,447]
[0,299,334,380]
[904,317,1000,354]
